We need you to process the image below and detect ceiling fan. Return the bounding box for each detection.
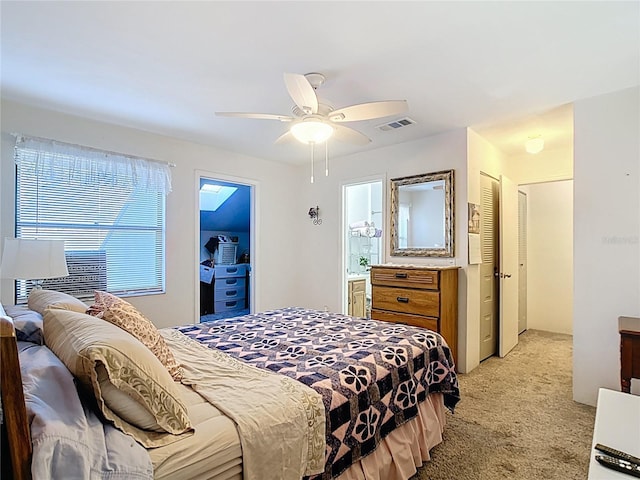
[216,72,409,147]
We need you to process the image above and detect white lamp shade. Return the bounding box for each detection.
[0,238,69,280]
[525,137,545,154]
[290,119,334,144]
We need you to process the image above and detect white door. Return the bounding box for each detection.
[479,174,499,361]
[499,174,519,357]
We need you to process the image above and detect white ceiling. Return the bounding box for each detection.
[1,1,638,163]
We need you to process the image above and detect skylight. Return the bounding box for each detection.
[200,184,237,211]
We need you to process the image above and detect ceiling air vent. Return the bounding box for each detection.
[376,117,416,132]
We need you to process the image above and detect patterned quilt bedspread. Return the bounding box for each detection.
[177,307,460,479]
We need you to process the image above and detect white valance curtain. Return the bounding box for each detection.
[14,135,172,195]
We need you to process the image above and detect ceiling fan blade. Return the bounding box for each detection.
[274,130,295,145]
[216,112,293,122]
[333,124,371,146]
[329,100,408,122]
[283,73,318,114]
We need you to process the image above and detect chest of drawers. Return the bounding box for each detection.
[370,265,459,363]
[214,264,247,313]
[619,316,640,393]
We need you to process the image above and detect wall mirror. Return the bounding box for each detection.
[390,169,454,257]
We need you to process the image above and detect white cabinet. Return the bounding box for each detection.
[214,264,247,313]
[588,388,640,479]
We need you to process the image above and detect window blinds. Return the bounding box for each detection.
[13,136,170,303]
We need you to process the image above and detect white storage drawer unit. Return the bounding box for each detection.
[214,286,246,303]
[214,264,247,313]
[215,264,247,278]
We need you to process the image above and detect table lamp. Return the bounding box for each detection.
[0,238,69,289]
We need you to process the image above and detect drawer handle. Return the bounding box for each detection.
[226,279,238,285]
[226,290,237,296]
[396,297,409,303]
[226,301,237,307]
[395,273,408,278]
[227,267,238,273]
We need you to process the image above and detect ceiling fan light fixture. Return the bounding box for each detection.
[525,136,545,154]
[290,119,334,145]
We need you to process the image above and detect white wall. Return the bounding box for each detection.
[293,129,470,369]
[505,147,573,184]
[465,129,508,372]
[573,86,640,405]
[521,181,573,334]
[0,100,302,328]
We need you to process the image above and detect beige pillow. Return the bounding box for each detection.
[87,291,183,381]
[28,289,88,315]
[43,308,192,448]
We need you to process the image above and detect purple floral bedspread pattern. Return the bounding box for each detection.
[177,307,460,479]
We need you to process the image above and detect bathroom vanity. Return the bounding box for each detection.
[347,277,366,318]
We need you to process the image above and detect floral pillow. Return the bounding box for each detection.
[85,290,121,318]
[87,291,183,381]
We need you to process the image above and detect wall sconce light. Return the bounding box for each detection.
[308,206,322,225]
[525,136,545,154]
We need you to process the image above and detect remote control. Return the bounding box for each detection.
[596,444,640,466]
[596,455,640,478]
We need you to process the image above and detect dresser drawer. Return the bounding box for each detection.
[215,276,244,289]
[372,285,440,317]
[214,286,246,302]
[214,299,244,313]
[214,264,247,279]
[371,309,438,331]
[371,267,439,290]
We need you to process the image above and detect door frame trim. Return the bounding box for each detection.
[194,170,259,325]
[340,174,386,314]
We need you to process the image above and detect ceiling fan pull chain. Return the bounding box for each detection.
[310,142,315,184]
[325,141,329,177]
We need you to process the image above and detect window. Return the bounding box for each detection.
[13,136,171,303]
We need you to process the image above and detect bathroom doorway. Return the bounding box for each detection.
[342,178,384,318]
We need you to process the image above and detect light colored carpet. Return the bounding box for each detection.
[413,329,596,480]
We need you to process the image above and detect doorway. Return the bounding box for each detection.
[518,190,528,334]
[342,178,384,318]
[197,175,255,323]
[518,180,573,335]
[479,172,521,361]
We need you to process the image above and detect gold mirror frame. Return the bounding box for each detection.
[390,169,455,257]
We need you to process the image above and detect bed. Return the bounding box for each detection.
[0,290,460,480]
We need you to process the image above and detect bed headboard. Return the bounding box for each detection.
[0,307,32,480]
